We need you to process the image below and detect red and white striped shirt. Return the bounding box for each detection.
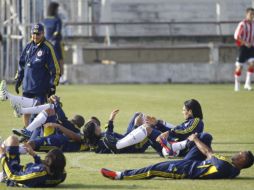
[234,19,254,46]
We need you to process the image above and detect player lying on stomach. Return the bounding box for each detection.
[0,136,66,187]
[103,99,204,157]
[101,133,254,180]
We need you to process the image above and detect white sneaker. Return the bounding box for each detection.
[11,101,22,117]
[0,80,8,101]
[244,84,252,91]
[234,81,240,92]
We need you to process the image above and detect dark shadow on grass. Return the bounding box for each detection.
[54,184,142,189]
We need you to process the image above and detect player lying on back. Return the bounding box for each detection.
[103,99,204,157]
[0,136,66,187]
[101,133,254,180]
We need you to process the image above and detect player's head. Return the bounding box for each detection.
[47,2,59,16]
[246,7,254,21]
[71,115,85,128]
[232,151,254,169]
[82,119,102,146]
[183,99,203,120]
[31,23,44,44]
[90,116,101,127]
[44,148,66,177]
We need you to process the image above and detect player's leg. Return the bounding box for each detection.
[101,160,186,180]
[183,132,213,161]
[244,60,254,90]
[12,109,54,138]
[234,46,247,91]
[0,80,37,107]
[124,112,143,135]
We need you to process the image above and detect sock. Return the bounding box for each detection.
[19,145,27,154]
[21,104,54,114]
[115,172,121,180]
[171,140,188,152]
[7,93,37,108]
[245,68,254,86]
[26,111,48,132]
[116,125,147,149]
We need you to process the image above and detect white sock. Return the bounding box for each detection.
[26,111,48,132]
[245,71,252,86]
[19,145,27,154]
[115,172,121,180]
[7,93,37,107]
[21,104,54,114]
[116,125,147,149]
[171,140,188,152]
[163,121,175,129]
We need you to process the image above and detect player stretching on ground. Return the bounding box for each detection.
[234,7,254,91]
[101,133,254,180]
[104,99,204,157]
[0,136,66,187]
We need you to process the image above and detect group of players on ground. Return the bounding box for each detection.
[0,80,253,187]
[0,4,253,188]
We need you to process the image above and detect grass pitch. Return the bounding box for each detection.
[0,84,254,190]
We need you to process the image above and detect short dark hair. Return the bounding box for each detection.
[45,148,66,177]
[246,7,254,13]
[243,151,254,169]
[71,115,85,128]
[47,2,59,16]
[91,116,101,126]
[82,121,101,146]
[184,99,203,120]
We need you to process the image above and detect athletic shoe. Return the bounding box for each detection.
[102,134,119,153]
[11,102,22,117]
[244,84,252,91]
[159,137,178,157]
[234,81,240,92]
[101,168,120,180]
[0,80,8,101]
[12,128,32,138]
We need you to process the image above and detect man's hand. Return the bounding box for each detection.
[156,131,169,143]
[134,113,144,127]
[48,86,56,97]
[145,115,157,126]
[0,146,5,155]
[15,80,22,94]
[188,133,198,141]
[23,143,36,157]
[109,109,120,121]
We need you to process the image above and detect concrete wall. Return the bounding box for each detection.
[64,63,241,84]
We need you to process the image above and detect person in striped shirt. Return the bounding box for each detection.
[234,7,254,91]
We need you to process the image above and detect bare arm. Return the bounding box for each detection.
[188,133,213,159]
[44,123,82,142]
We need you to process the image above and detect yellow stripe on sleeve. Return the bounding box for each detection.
[174,118,200,135]
[44,41,60,86]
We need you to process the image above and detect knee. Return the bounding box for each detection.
[5,135,19,146]
[198,133,213,143]
[45,108,55,116]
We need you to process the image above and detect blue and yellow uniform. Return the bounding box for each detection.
[16,38,60,104]
[0,146,66,187]
[119,133,240,180]
[148,116,204,156]
[42,16,63,60]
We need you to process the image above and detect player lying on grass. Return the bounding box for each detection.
[103,99,204,157]
[101,132,254,180]
[0,81,84,140]
[0,135,66,187]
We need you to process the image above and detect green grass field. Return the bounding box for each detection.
[0,84,254,190]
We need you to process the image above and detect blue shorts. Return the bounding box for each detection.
[32,134,68,152]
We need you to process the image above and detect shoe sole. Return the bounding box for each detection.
[12,129,30,138]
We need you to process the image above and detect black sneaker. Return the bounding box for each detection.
[12,128,32,138]
[103,133,119,154]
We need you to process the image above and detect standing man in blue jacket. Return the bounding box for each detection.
[15,23,60,126]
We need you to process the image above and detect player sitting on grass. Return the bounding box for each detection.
[103,99,204,157]
[0,135,66,187]
[101,133,254,180]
